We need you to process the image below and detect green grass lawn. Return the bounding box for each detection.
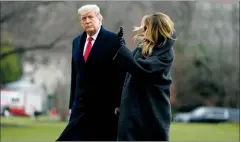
[0,116,239,141]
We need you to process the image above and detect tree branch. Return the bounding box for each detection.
[0,27,70,59]
[0,1,66,24]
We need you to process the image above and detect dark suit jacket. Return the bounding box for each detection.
[114,30,176,141]
[67,26,125,140]
[69,26,125,111]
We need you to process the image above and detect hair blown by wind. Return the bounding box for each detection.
[133,12,177,57]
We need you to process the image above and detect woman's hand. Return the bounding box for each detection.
[118,26,125,47]
[113,26,126,60]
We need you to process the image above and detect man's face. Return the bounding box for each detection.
[80,10,101,36]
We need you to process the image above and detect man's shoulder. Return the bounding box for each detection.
[72,33,82,42]
[102,27,118,38]
[105,30,118,37]
[71,33,83,52]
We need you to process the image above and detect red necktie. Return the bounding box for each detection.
[84,37,93,62]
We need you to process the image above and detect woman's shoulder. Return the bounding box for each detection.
[156,29,176,48]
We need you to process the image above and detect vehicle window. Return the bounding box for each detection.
[192,108,205,116]
[12,98,20,103]
[210,109,225,115]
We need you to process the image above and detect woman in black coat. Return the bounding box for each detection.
[113,12,177,141]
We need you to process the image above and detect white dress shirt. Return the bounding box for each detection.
[83,27,101,55]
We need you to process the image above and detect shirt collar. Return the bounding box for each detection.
[86,26,101,41]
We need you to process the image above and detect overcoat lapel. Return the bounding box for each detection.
[85,26,105,64]
[73,32,86,70]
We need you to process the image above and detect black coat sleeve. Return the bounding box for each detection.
[112,31,176,78]
[68,40,77,109]
[113,67,126,108]
[112,39,127,108]
[112,43,173,79]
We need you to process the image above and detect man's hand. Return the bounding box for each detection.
[114,107,120,116]
[69,109,71,114]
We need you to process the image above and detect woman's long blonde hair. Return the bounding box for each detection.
[133,12,176,56]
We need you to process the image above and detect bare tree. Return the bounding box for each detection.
[54,80,69,121]
[0,1,66,24]
[0,28,70,59]
[0,1,73,60]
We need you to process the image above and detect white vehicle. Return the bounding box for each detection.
[1,90,15,116]
[1,85,47,116]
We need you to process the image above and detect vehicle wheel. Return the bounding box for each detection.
[3,109,10,117]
